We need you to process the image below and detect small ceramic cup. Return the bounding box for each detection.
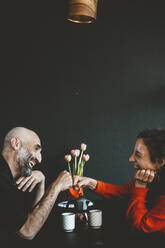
[88,209,102,229]
[61,212,75,232]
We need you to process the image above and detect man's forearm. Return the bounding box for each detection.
[18,181,61,240]
[32,180,45,207]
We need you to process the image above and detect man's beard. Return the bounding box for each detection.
[16,146,33,177]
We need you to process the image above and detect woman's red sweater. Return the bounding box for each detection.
[95,180,165,234]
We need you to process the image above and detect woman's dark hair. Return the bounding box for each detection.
[137,128,165,163]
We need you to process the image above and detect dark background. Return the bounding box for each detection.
[1,0,165,201]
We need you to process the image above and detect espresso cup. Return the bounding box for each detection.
[88,209,102,229]
[61,212,75,232]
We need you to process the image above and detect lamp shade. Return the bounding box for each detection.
[67,0,98,23]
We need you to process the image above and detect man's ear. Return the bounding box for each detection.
[10,137,21,151]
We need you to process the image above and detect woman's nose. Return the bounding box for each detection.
[129,154,134,162]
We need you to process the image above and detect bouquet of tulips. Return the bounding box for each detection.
[64,143,90,177]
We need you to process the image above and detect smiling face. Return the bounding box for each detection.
[17,132,42,177]
[129,138,162,172]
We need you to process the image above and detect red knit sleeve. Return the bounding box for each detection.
[126,187,165,233]
[94,180,134,200]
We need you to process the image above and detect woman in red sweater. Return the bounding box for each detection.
[73,128,165,234]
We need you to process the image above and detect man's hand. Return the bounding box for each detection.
[134,169,155,188]
[16,170,45,192]
[73,176,97,191]
[54,170,73,192]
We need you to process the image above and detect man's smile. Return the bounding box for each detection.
[29,161,35,169]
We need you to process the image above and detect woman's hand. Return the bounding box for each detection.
[73,176,97,191]
[134,169,155,188]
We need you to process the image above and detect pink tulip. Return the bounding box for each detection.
[65,155,72,162]
[82,154,90,162]
[75,149,80,157]
[81,143,87,151]
[71,150,76,156]
[71,149,80,157]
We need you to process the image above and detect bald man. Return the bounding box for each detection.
[0,127,72,242]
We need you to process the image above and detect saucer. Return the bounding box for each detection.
[58,200,93,208]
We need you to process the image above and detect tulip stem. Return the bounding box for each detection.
[78,150,83,176]
[78,150,83,167]
[81,167,83,176]
[68,162,72,176]
[75,157,77,175]
[80,161,85,176]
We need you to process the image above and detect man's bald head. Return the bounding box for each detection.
[2,127,42,177]
[3,127,39,149]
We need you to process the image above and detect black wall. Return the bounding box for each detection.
[1,1,165,200]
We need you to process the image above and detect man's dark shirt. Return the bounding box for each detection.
[0,155,34,243]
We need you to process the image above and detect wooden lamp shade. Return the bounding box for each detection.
[67,0,98,23]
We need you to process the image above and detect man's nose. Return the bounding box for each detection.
[36,152,42,164]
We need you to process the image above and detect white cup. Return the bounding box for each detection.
[61,212,75,232]
[88,209,102,229]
